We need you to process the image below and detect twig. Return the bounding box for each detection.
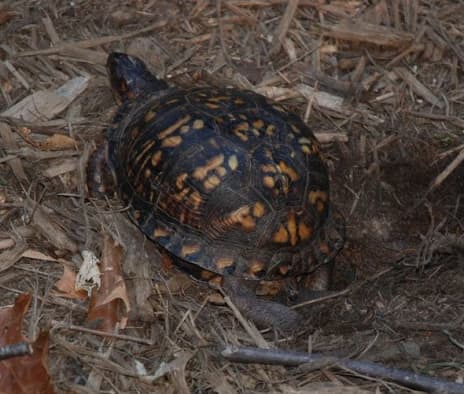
[428,148,464,193]
[0,342,33,360]
[51,320,154,346]
[292,267,394,310]
[220,346,464,394]
[15,20,168,58]
[222,294,270,349]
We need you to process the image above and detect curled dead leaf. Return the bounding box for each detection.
[0,294,54,394]
[53,262,87,300]
[39,134,77,151]
[87,236,130,332]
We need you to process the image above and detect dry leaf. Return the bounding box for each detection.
[1,76,89,122]
[0,5,16,25]
[87,236,130,332]
[53,263,87,300]
[39,134,77,151]
[142,350,193,394]
[0,294,54,394]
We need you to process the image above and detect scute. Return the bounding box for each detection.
[109,87,332,280]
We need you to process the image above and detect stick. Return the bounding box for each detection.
[221,346,464,394]
[15,20,168,58]
[0,342,33,361]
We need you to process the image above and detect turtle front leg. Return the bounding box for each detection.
[86,141,116,198]
[222,276,302,332]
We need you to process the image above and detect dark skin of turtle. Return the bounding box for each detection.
[87,52,345,331]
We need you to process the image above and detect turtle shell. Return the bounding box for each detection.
[108,86,331,281]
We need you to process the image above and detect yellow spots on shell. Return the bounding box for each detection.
[161,136,183,148]
[253,202,265,218]
[209,138,220,149]
[261,164,277,173]
[192,119,205,130]
[291,124,301,134]
[180,125,190,134]
[153,227,169,238]
[299,137,312,145]
[273,225,289,243]
[308,190,328,212]
[206,102,220,109]
[176,173,188,190]
[299,137,319,155]
[266,124,276,136]
[298,221,312,240]
[278,161,299,182]
[263,176,275,188]
[134,140,155,165]
[319,241,330,255]
[131,127,140,139]
[193,154,224,180]
[234,98,245,105]
[208,95,229,102]
[226,206,256,231]
[144,168,152,179]
[248,260,266,277]
[233,122,249,142]
[201,270,215,280]
[144,110,156,123]
[203,174,221,191]
[178,187,191,200]
[158,115,191,139]
[301,145,311,154]
[181,244,201,258]
[188,190,203,210]
[278,265,290,276]
[215,257,234,270]
[252,128,260,137]
[216,166,227,177]
[234,131,248,142]
[287,211,297,246]
[253,119,264,129]
[228,155,238,171]
[151,151,162,167]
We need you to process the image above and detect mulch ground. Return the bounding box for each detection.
[0,1,463,393]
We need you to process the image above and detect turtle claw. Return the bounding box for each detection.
[222,276,303,332]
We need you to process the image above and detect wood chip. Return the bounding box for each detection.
[0,122,28,181]
[1,76,89,122]
[42,158,78,178]
[269,0,299,56]
[429,148,464,193]
[26,200,78,253]
[325,21,413,47]
[394,67,444,108]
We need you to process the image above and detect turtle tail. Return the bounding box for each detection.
[107,52,169,102]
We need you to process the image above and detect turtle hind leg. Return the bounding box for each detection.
[86,142,116,198]
[222,276,302,332]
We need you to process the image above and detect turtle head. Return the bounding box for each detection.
[107,52,169,102]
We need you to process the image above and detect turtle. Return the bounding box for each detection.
[87,52,345,330]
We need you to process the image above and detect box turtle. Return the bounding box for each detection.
[88,52,344,330]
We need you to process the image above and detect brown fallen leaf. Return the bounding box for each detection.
[53,262,87,300]
[87,236,130,332]
[0,294,54,394]
[0,5,16,25]
[1,76,89,122]
[38,134,78,151]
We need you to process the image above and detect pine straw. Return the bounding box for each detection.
[0,0,463,392]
